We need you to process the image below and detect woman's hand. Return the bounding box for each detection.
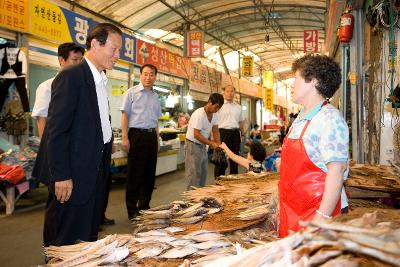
[219,142,228,151]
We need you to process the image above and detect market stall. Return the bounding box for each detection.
[42,164,400,266]
[0,136,39,215]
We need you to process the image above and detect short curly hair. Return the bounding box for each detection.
[250,142,266,163]
[292,54,341,98]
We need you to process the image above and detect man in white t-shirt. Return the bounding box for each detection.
[31,43,84,138]
[185,93,224,190]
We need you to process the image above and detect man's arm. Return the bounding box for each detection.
[121,112,130,152]
[194,128,219,149]
[46,70,78,203]
[36,117,46,139]
[239,120,245,138]
[211,125,220,144]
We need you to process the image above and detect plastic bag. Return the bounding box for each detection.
[0,163,25,184]
[210,147,228,170]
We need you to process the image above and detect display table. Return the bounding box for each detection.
[0,179,30,215]
[111,149,178,176]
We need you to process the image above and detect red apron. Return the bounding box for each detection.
[279,107,341,237]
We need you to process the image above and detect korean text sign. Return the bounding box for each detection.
[0,0,29,32]
[304,30,318,53]
[187,30,204,57]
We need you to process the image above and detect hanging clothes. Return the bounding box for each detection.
[0,47,29,112]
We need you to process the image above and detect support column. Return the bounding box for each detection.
[349,9,364,163]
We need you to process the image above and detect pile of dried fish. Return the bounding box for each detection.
[43,234,132,266]
[132,197,223,232]
[346,164,400,193]
[123,228,236,266]
[216,172,277,184]
[187,210,400,267]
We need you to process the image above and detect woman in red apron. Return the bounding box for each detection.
[279,55,349,237]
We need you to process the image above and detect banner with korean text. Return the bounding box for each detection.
[262,70,274,88]
[30,0,136,64]
[264,88,274,111]
[187,30,204,57]
[242,56,253,77]
[136,39,189,79]
[0,0,29,32]
[304,30,318,53]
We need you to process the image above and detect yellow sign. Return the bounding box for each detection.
[264,88,274,111]
[0,0,29,32]
[30,0,72,43]
[262,70,274,88]
[242,56,254,77]
[111,84,127,96]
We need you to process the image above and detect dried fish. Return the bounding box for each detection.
[133,235,176,243]
[172,215,204,224]
[190,240,232,250]
[169,239,196,247]
[188,233,224,243]
[175,202,204,217]
[205,207,223,215]
[137,209,172,219]
[164,226,185,234]
[148,203,173,211]
[160,246,198,259]
[136,230,170,237]
[134,243,169,259]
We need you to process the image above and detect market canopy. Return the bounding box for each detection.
[63,0,326,80]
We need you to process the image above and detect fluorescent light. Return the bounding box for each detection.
[153,86,169,93]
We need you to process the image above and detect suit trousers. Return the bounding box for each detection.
[0,77,30,112]
[214,128,241,177]
[43,142,110,247]
[126,128,158,217]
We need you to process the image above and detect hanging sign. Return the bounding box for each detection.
[304,30,318,53]
[30,0,136,64]
[242,56,254,77]
[187,30,204,57]
[30,0,72,43]
[136,39,189,78]
[264,88,274,111]
[262,70,274,88]
[0,0,29,32]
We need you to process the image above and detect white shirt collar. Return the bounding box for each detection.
[85,57,107,85]
[137,83,154,93]
[224,99,235,104]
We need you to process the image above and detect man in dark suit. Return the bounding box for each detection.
[32,23,122,246]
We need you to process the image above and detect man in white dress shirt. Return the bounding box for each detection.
[31,43,84,138]
[214,85,245,177]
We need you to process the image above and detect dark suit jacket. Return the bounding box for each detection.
[33,59,111,205]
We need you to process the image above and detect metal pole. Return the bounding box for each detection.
[183,23,190,112]
[340,44,348,119]
[349,9,364,163]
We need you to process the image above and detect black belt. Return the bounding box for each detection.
[220,128,240,131]
[130,127,156,133]
[186,139,204,146]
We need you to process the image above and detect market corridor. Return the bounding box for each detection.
[0,164,218,267]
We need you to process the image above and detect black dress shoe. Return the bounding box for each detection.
[128,210,140,220]
[101,217,115,225]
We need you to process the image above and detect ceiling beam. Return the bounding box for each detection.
[252,0,299,55]
[156,0,279,74]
